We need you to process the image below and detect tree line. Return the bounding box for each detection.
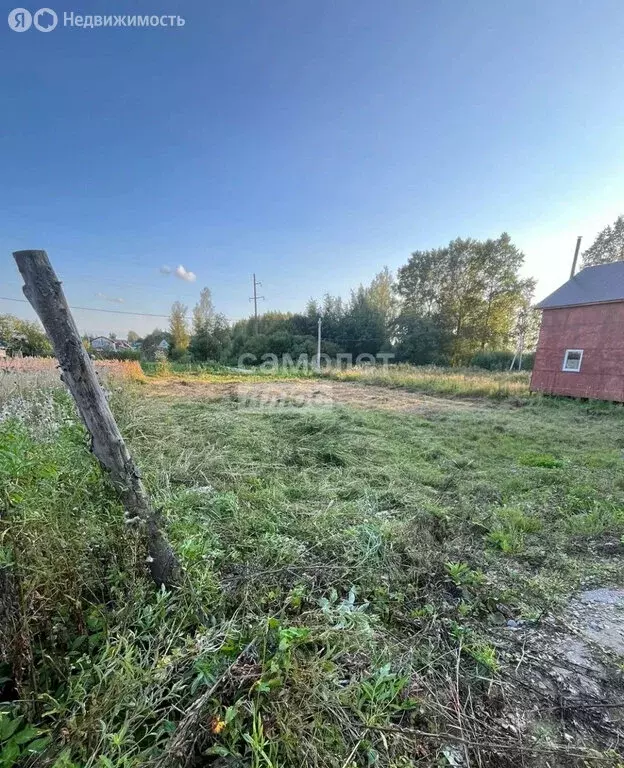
[4,217,624,366]
[153,232,540,367]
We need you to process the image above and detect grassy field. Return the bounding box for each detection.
[139,360,532,400]
[2,363,624,767]
[329,364,531,399]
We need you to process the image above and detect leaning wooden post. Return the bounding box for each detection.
[13,250,180,588]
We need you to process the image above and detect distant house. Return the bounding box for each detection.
[90,337,132,352]
[90,336,116,352]
[157,339,170,351]
[531,262,624,402]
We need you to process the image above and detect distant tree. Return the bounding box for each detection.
[396,234,529,364]
[141,328,171,360]
[192,287,215,334]
[394,311,449,365]
[472,235,535,351]
[109,332,117,340]
[190,313,231,362]
[340,287,387,357]
[510,283,542,355]
[359,267,397,351]
[127,330,141,343]
[169,302,189,359]
[189,287,232,362]
[0,314,52,356]
[581,215,624,267]
[319,295,344,343]
[366,267,396,329]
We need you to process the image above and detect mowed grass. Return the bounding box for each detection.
[141,360,320,384]
[330,364,531,399]
[2,376,624,767]
[140,360,531,400]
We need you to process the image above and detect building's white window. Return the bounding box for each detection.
[562,349,583,372]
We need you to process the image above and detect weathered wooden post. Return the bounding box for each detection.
[13,250,180,588]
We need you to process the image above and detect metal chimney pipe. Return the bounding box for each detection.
[570,236,582,278]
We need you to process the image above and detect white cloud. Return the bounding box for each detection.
[159,264,196,282]
[174,264,197,282]
[96,292,124,304]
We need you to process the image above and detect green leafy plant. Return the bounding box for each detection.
[444,561,483,587]
[518,452,563,468]
[0,710,49,767]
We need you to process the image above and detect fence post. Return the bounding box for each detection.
[13,250,180,588]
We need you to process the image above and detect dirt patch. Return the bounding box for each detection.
[496,588,624,754]
[567,588,624,656]
[145,378,485,415]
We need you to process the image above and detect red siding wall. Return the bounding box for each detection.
[531,302,624,401]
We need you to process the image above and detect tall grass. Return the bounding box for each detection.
[330,363,531,399]
[0,358,145,404]
[141,359,319,382]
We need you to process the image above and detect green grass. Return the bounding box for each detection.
[141,360,320,381]
[140,361,531,400]
[329,363,531,399]
[2,378,624,766]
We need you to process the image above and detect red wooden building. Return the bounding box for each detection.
[531,262,624,402]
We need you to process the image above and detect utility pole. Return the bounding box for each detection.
[249,273,264,335]
[316,316,322,370]
[570,236,582,279]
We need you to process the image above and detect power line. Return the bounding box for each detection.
[0,295,174,319]
[0,296,244,323]
[1,296,388,342]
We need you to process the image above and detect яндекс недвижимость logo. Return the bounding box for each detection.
[8,7,58,31]
[8,8,185,30]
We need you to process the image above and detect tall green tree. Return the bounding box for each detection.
[362,267,396,349]
[339,287,387,357]
[581,215,624,267]
[192,287,215,334]
[365,268,396,324]
[189,287,232,362]
[141,329,171,360]
[396,234,529,364]
[168,301,189,359]
[190,313,231,362]
[472,234,535,351]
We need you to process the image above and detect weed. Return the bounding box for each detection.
[444,561,484,587]
[0,710,49,766]
[519,452,563,468]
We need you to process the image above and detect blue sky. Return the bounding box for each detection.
[2,0,624,336]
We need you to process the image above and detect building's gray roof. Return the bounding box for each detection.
[535,261,624,309]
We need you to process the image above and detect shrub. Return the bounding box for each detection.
[470,350,534,371]
[90,349,141,361]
